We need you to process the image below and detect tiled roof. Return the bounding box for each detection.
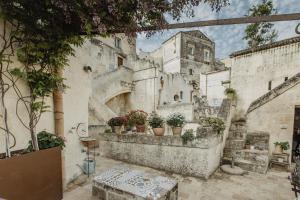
[230,36,300,58]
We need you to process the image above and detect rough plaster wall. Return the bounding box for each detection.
[231,43,300,112]
[160,73,193,105]
[0,35,92,185]
[247,83,300,158]
[106,93,131,116]
[200,70,230,107]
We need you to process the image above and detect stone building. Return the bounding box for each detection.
[229,36,300,161]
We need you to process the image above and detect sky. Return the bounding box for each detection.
[136,0,300,59]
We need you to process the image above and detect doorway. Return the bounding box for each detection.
[292,106,300,162]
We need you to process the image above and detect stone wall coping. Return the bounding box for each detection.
[157,102,193,109]
[239,149,269,155]
[97,132,222,149]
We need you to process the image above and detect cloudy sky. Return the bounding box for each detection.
[136,0,300,59]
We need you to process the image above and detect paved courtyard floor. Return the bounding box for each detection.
[63,156,294,200]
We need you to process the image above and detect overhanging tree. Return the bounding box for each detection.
[243,0,278,47]
[0,0,228,153]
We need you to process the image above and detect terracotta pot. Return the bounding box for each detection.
[153,127,165,136]
[136,124,145,133]
[114,126,122,134]
[274,144,283,154]
[172,127,182,136]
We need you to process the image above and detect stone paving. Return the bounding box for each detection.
[63,156,294,200]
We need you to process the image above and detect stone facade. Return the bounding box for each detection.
[96,130,223,179]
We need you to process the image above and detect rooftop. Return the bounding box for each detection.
[230,36,300,58]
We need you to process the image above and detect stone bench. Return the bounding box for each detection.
[92,166,178,200]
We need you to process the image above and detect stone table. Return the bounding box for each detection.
[92,166,178,200]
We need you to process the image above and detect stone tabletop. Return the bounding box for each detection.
[93,166,178,200]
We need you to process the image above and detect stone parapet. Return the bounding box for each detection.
[97,132,223,179]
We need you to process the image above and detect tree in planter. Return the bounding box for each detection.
[0,0,228,152]
[243,0,278,47]
[27,131,65,152]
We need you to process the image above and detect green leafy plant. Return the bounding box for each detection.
[200,117,225,134]
[244,0,278,47]
[27,131,65,152]
[274,142,290,150]
[167,113,185,127]
[181,129,195,145]
[128,110,148,125]
[104,129,112,133]
[148,113,164,128]
[224,88,236,99]
[108,116,127,127]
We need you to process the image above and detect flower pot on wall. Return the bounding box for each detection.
[0,147,62,200]
[114,126,122,134]
[136,124,145,133]
[274,144,283,154]
[172,127,182,136]
[153,127,165,136]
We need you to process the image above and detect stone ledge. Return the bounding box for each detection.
[97,132,222,149]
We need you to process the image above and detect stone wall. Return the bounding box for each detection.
[96,132,223,179]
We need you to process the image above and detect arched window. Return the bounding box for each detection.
[174,94,179,101]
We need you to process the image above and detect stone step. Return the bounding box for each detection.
[224,139,245,150]
[228,130,245,139]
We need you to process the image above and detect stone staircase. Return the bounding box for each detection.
[89,67,134,125]
[223,121,270,174]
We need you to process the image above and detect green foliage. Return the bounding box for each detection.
[167,113,185,127]
[200,117,225,134]
[107,117,127,127]
[104,129,112,133]
[27,131,65,152]
[224,88,236,99]
[148,113,164,128]
[128,110,148,125]
[244,0,278,47]
[181,129,195,144]
[274,141,290,150]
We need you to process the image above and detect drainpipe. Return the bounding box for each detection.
[53,68,66,188]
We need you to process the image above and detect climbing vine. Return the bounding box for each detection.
[0,0,228,156]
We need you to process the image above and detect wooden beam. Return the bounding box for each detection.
[141,13,300,31]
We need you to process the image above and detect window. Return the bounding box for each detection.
[204,49,210,62]
[285,77,288,81]
[117,57,123,67]
[115,37,121,49]
[187,44,194,55]
[180,91,183,99]
[189,69,193,75]
[268,81,272,91]
[174,94,179,101]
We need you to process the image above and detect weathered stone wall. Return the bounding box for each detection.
[247,83,300,159]
[230,41,300,113]
[96,132,223,179]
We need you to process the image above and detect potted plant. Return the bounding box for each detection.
[148,113,165,136]
[181,129,195,145]
[200,117,225,135]
[245,139,251,149]
[167,113,185,136]
[224,88,236,100]
[274,141,290,154]
[107,116,127,134]
[128,110,148,133]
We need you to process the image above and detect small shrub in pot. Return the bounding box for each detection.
[128,110,148,133]
[107,116,127,134]
[27,131,65,152]
[148,113,165,136]
[181,129,195,145]
[167,113,185,136]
